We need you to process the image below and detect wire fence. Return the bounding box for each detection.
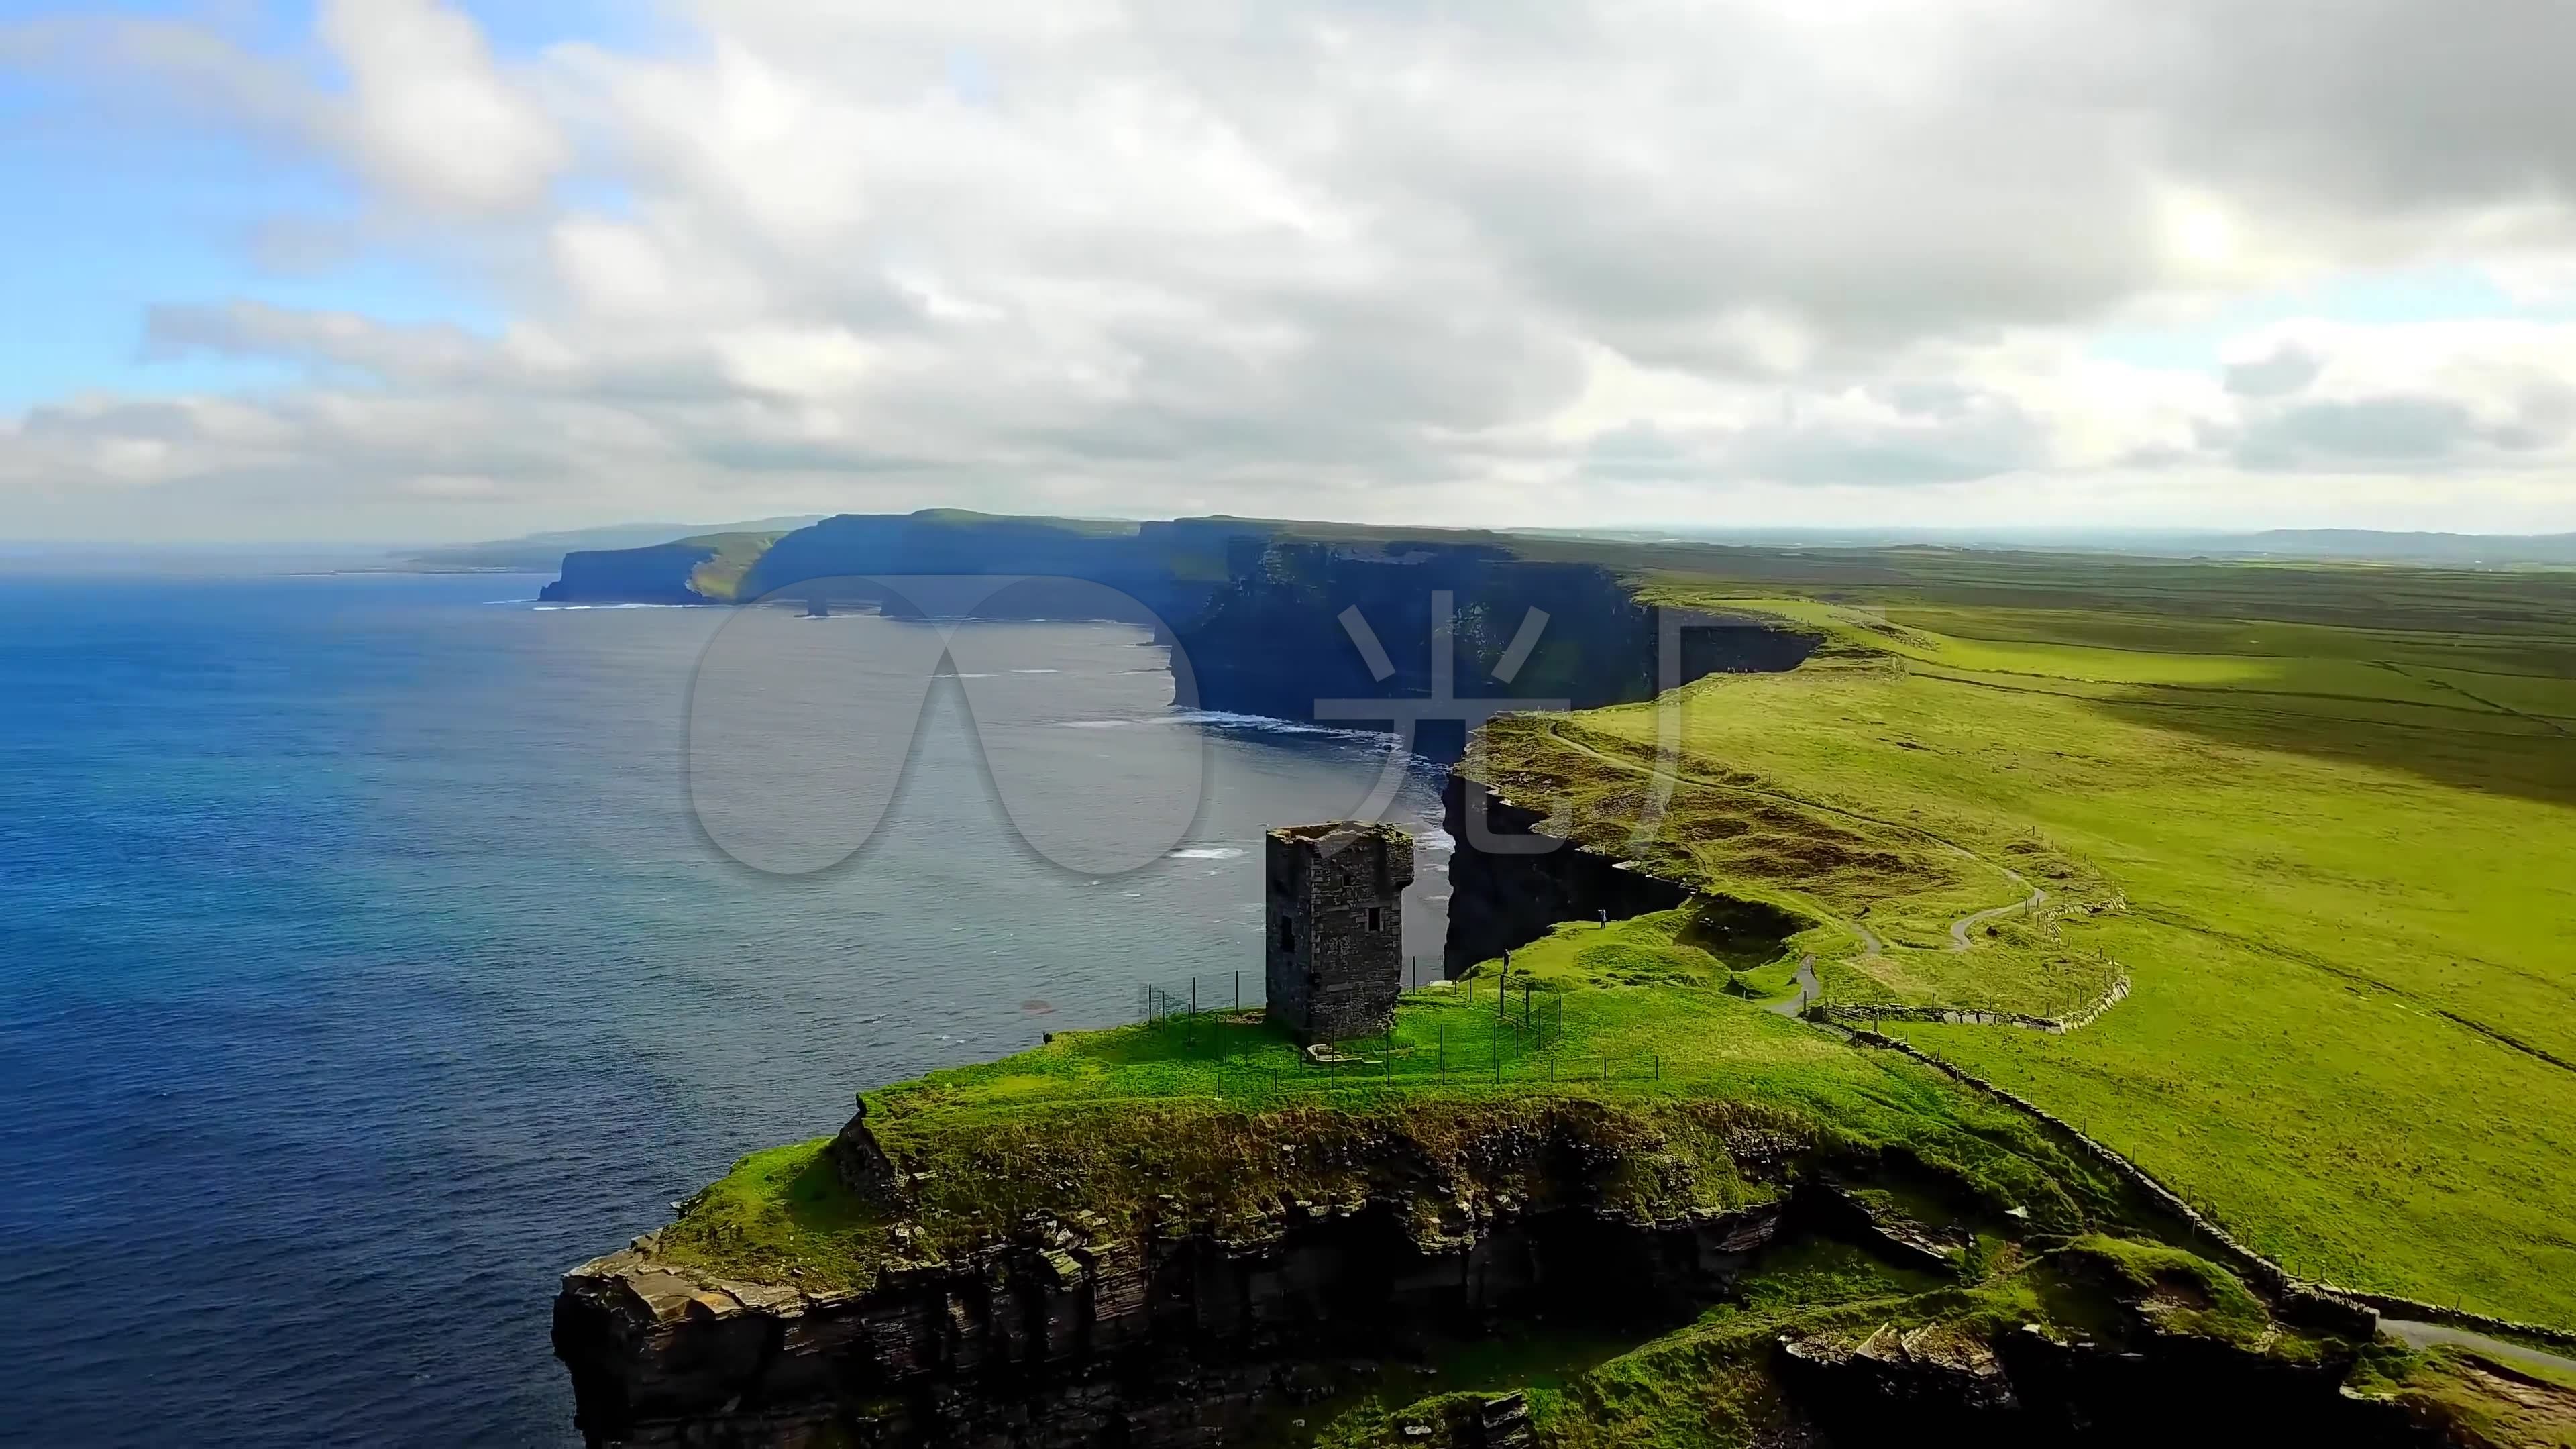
[1222,1043,1676,1093]
[1136,957,1452,1024]
[1125,967,1682,1093]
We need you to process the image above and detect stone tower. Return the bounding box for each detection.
[1265,821,1414,1042]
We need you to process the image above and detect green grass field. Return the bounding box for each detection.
[1467,568,2576,1330]
[655,966,2137,1292]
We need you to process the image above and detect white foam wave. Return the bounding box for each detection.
[1169,709,1401,745]
[1166,845,1246,860]
[1057,708,1413,752]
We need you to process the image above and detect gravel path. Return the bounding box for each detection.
[1767,955,1822,1017]
[1949,870,2047,949]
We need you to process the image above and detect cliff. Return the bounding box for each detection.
[533,513,1821,754]
[539,541,733,604]
[732,512,1244,627]
[549,1085,2507,1448]
[556,1097,1795,1449]
[1440,773,1695,977]
[1172,540,1682,756]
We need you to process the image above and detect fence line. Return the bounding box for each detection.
[1122,983,1670,1091]
[1138,958,1454,1023]
[1817,973,2131,1035]
[1845,1024,2576,1352]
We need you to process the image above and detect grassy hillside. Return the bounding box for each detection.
[654,963,2122,1293]
[1468,572,2576,1329]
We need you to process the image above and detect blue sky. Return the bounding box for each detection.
[3,0,2573,541]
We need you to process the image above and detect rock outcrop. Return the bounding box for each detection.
[1776,1319,2434,1446]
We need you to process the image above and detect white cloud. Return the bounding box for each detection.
[317,0,567,211]
[3,0,2576,538]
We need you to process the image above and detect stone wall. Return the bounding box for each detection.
[1265,822,1413,1042]
[1821,975,2131,1034]
[1841,1026,2576,1353]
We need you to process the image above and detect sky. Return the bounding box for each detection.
[3,1,2575,543]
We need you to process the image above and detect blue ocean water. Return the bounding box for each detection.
[0,572,1449,1447]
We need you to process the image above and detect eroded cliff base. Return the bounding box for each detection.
[553,1086,2561,1448]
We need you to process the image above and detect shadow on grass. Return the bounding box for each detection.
[779,1144,878,1234]
[2092,689,2576,812]
[1682,896,1815,970]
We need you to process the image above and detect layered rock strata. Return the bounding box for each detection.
[555,1181,1784,1447]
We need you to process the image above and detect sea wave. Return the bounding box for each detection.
[1055,708,1441,762]
[1165,845,1247,860]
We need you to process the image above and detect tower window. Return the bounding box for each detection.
[1279,916,1295,952]
[1368,907,1383,932]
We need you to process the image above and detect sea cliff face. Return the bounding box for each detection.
[539,541,731,604]
[1170,541,1680,757]
[549,1103,2453,1449]
[532,514,1821,756]
[554,1100,1793,1449]
[1439,773,1695,977]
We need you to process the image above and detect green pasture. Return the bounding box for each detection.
[1496,582,2576,1329]
[653,970,2127,1292]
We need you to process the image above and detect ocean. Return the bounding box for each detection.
[0,572,1451,1446]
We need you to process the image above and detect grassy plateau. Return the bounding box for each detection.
[1478,556,2576,1330]
[635,542,2576,1444]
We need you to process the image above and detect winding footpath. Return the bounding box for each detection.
[1530,722,2576,1375]
[1766,955,1823,1018]
[1949,869,2046,950]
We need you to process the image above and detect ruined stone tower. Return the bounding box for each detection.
[1265,821,1414,1042]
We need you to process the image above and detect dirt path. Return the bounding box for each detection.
[1767,955,1821,1018]
[2382,1318,2576,1380]
[1949,869,2046,950]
